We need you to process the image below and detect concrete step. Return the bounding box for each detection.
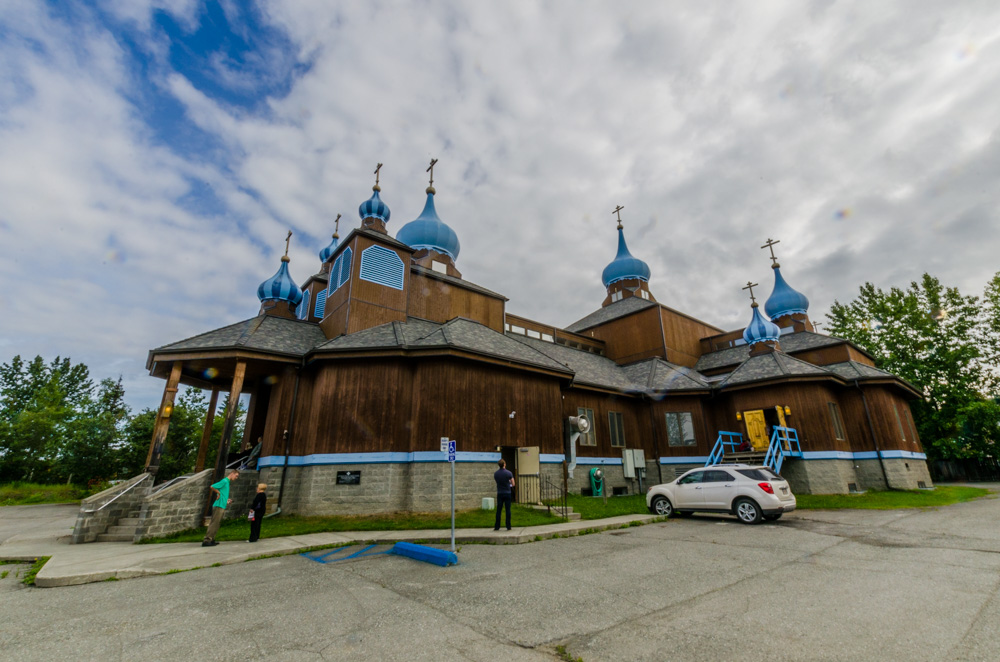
[117,517,141,526]
[106,525,139,536]
[532,505,582,520]
[96,533,135,543]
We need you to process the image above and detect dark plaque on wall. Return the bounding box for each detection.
[336,471,361,485]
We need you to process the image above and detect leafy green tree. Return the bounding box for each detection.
[957,400,1000,459]
[827,273,996,460]
[59,378,130,484]
[980,273,1000,393]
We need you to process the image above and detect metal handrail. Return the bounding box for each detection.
[149,473,193,494]
[764,427,801,474]
[540,474,568,520]
[707,431,743,466]
[79,475,150,514]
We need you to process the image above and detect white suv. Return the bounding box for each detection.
[646,464,796,524]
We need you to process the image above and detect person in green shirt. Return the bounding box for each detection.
[202,469,240,547]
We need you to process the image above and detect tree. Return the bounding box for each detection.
[59,378,130,484]
[827,273,998,460]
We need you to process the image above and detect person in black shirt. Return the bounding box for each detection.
[493,459,515,531]
[248,483,267,542]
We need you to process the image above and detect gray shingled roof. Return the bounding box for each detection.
[622,359,711,392]
[512,335,638,391]
[695,331,849,371]
[718,351,832,388]
[155,316,327,357]
[823,361,895,381]
[565,296,657,333]
[316,318,571,374]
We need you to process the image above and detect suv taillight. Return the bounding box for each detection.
[758,482,774,494]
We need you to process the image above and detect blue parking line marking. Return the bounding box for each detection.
[301,544,393,564]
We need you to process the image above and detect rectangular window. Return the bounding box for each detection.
[432,260,448,274]
[893,403,907,441]
[578,407,596,446]
[665,412,696,446]
[828,402,846,441]
[608,411,625,448]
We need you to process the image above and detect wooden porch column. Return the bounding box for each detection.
[194,389,220,473]
[145,362,183,473]
[212,361,247,482]
[240,387,259,452]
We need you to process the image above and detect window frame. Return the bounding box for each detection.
[664,411,697,447]
[608,411,625,448]
[828,402,846,441]
[577,407,597,446]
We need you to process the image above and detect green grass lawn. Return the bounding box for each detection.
[796,485,990,510]
[0,482,90,507]
[564,493,648,519]
[142,503,566,543]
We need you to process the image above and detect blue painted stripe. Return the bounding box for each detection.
[659,456,711,465]
[540,454,565,464]
[258,451,503,467]
[575,457,623,466]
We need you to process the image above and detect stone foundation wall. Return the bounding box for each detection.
[134,469,260,541]
[71,473,151,543]
[782,458,934,494]
[880,458,933,490]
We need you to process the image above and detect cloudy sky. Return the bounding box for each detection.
[2,1,999,410]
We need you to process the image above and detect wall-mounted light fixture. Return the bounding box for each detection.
[495,446,502,452]
[784,406,792,416]
[162,403,173,418]
[736,411,742,421]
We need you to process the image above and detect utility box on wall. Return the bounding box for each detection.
[622,449,646,479]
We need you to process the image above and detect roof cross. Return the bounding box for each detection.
[333,213,341,238]
[427,158,438,187]
[373,163,383,189]
[761,237,781,267]
[612,205,625,229]
[284,230,292,259]
[743,280,760,306]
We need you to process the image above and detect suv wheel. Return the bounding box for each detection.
[734,498,762,524]
[651,496,673,517]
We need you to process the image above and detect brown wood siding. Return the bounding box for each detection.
[561,390,648,458]
[648,396,712,457]
[790,344,853,366]
[411,359,562,453]
[345,300,407,335]
[260,367,298,458]
[585,307,667,363]
[660,308,721,368]
[841,386,924,454]
[709,383,854,454]
[319,299,349,338]
[407,272,505,331]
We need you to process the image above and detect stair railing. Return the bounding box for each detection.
[539,474,568,520]
[764,426,802,474]
[706,431,744,466]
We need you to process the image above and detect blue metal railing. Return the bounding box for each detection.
[764,426,802,474]
[706,431,744,466]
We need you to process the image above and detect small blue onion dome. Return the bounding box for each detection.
[601,225,651,288]
[764,266,810,320]
[319,233,339,263]
[257,256,303,306]
[358,187,391,223]
[743,303,781,346]
[396,190,461,260]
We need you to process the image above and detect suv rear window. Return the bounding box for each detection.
[737,468,782,481]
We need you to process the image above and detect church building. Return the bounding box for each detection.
[143,162,932,516]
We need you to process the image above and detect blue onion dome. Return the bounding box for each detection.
[257,255,303,306]
[395,189,461,260]
[319,232,340,263]
[358,186,391,223]
[743,303,781,346]
[764,266,810,320]
[601,225,651,288]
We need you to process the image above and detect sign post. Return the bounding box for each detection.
[447,439,457,552]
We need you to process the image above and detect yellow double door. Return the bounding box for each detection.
[742,407,787,451]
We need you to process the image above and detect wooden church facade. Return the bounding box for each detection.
[145,167,931,515]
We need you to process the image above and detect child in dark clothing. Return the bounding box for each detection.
[248,483,267,542]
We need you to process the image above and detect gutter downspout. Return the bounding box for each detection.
[272,367,302,516]
[645,395,664,485]
[856,378,893,490]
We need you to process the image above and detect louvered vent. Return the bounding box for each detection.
[314,289,327,318]
[359,245,405,290]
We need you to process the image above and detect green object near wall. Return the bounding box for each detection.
[589,467,604,497]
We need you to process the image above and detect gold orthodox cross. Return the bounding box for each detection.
[427,158,438,187]
[761,238,781,266]
[612,205,625,228]
[284,230,292,258]
[742,280,759,305]
[374,163,383,187]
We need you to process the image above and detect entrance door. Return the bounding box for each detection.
[743,410,768,451]
[516,446,540,504]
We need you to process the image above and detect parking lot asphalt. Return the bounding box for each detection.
[1,486,999,661]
